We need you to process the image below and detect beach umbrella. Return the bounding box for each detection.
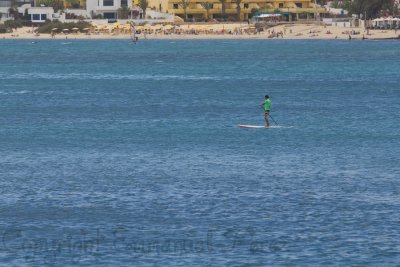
[82,28,90,31]
[72,27,79,31]
[63,29,69,31]
[51,28,58,31]
[121,25,130,33]
[174,16,184,23]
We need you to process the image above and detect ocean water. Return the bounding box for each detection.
[0,39,399,266]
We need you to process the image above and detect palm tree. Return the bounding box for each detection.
[219,0,226,21]
[140,0,149,19]
[350,0,392,19]
[64,0,80,8]
[179,0,190,21]
[8,7,18,19]
[200,2,213,20]
[36,0,64,12]
[8,0,19,19]
[118,6,131,19]
[235,0,242,21]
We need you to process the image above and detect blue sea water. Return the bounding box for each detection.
[0,38,400,266]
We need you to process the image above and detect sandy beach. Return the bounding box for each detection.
[2,23,399,40]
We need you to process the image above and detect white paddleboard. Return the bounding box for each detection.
[239,125,266,128]
[239,125,293,129]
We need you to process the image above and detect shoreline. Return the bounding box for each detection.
[3,36,398,41]
[1,24,399,41]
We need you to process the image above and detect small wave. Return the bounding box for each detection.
[0,72,392,83]
[270,125,294,128]
[0,90,30,95]
[0,90,56,95]
[15,90,29,94]
[0,72,316,82]
[0,72,221,81]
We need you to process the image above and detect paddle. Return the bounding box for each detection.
[269,114,279,125]
[260,106,278,125]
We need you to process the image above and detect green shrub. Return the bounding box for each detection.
[4,20,23,29]
[0,24,7,34]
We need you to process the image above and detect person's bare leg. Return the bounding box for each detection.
[265,112,270,128]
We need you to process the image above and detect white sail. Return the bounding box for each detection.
[130,21,138,44]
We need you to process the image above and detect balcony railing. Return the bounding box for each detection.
[259,7,327,13]
[170,7,326,14]
[169,0,313,3]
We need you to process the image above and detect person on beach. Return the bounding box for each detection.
[261,95,271,128]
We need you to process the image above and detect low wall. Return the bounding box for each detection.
[65,9,89,18]
[146,10,174,20]
[323,18,366,28]
[63,18,175,24]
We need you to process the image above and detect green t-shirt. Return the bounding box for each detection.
[264,99,271,111]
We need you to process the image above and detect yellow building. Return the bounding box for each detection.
[167,0,326,21]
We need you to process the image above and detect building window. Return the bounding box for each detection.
[295,3,302,8]
[41,14,47,20]
[121,0,127,6]
[103,12,115,18]
[173,3,178,9]
[278,3,283,8]
[32,14,40,20]
[103,0,114,6]
[0,1,12,7]
[244,3,249,8]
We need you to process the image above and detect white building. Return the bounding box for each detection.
[0,7,11,22]
[324,5,348,16]
[28,7,54,22]
[0,0,31,21]
[86,0,132,19]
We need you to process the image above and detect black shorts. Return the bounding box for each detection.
[264,110,270,114]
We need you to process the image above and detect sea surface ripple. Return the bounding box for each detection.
[0,39,400,266]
